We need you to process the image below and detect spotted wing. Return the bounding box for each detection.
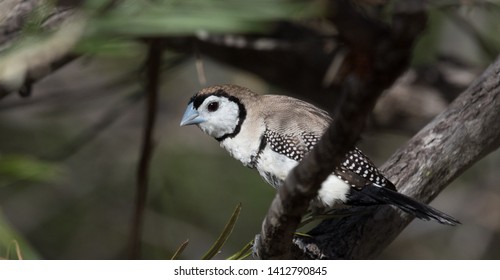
[260,94,394,191]
[335,148,396,190]
[264,130,320,162]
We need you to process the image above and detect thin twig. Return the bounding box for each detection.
[128,39,163,259]
[195,45,207,86]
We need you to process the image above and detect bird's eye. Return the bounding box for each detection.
[207,101,219,112]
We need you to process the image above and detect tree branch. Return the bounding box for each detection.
[254,0,427,259]
[127,39,162,259]
[293,55,500,259]
[0,1,109,99]
[0,0,39,47]
[0,2,81,99]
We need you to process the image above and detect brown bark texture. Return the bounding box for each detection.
[292,56,500,259]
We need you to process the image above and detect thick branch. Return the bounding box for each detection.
[254,0,427,259]
[294,55,500,259]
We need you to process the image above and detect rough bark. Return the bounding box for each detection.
[292,55,500,259]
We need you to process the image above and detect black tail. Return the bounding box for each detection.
[350,185,460,226]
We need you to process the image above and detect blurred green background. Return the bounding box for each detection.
[0,0,499,259]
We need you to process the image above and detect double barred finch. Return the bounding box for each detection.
[180,84,459,225]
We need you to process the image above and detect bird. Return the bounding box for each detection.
[180,84,459,225]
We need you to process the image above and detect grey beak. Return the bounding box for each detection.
[180,103,206,126]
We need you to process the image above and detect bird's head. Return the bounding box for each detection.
[180,85,254,141]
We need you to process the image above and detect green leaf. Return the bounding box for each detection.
[201,203,242,260]
[293,232,312,238]
[0,154,61,184]
[0,211,39,259]
[74,37,145,57]
[170,239,189,260]
[226,239,253,260]
[6,240,23,260]
[87,0,320,36]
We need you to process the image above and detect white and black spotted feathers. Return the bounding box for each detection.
[181,84,459,225]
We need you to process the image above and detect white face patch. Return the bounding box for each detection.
[196,95,241,139]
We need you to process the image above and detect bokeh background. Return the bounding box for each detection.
[0,0,499,259]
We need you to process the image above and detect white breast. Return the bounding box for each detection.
[219,120,265,167]
[256,147,351,209]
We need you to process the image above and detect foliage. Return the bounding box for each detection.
[0,211,39,259]
[85,0,320,36]
[0,154,61,184]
